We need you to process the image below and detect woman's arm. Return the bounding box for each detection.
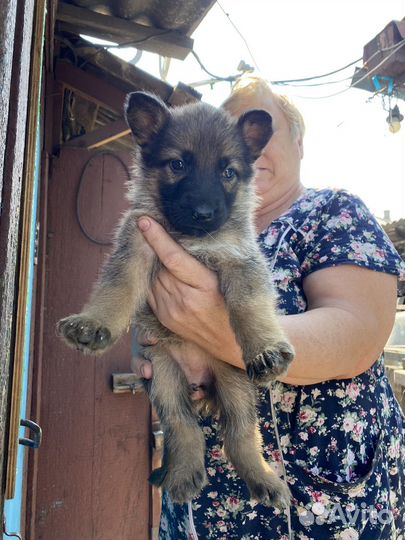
[278,265,397,385]
[137,217,398,385]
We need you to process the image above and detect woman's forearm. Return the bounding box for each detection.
[214,306,382,386]
[272,307,381,385]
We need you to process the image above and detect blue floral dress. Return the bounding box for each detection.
[159,188,405,540]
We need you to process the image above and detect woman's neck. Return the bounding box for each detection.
[255,182,305,233]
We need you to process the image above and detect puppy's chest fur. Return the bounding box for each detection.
[134,225,261,341]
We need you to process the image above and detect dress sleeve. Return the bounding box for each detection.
[300,190,405,280]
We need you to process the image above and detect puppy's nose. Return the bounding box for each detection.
[192,204,215,222]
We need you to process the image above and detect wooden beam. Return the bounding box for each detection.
[64,118,130,149]
[56,2,193,60]
[168,82,202,106]
[55,59,127,113]
[44,79,64,153]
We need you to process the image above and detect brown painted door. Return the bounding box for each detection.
[30,148,151,540]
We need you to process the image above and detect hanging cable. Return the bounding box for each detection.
[190,50,240,82]
[76,151,131,246]
[278,75,354,88]
[292,39,405,100]
[272,56,363,85]
[216,0,261,73]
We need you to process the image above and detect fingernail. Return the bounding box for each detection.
[138,218,150,232]
[140,365,145,377]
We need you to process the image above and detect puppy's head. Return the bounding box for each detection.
[125,91,272,236]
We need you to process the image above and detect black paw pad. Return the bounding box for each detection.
[247,342,295,384]
[57,315,112,353]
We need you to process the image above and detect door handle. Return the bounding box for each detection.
[19,419,42,449]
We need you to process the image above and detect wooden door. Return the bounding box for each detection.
[29,148,151,540]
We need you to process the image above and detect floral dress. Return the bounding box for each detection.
[159,188,405,540]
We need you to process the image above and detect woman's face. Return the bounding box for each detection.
[235,96,303,207]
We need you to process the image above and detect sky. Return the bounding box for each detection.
[110,0,405,221]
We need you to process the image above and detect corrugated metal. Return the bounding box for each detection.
[67,0,215,34]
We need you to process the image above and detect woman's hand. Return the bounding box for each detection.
[130,328,157,380]
[137,217,244,369]
[131,328,213,400]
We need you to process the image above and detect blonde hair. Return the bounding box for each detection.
[222,76,305,140]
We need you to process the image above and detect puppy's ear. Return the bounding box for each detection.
[125,91,170,146]
[237,110,273,160]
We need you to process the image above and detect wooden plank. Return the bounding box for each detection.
[55,59,127,113]
[5,0,46,502]
[0,0,36,516]
[168,82,202,106]
[45,79,64,153]
[44,0,58,73]
[64,119,130,149]
[63,42,173,100]
[56,2,193,60]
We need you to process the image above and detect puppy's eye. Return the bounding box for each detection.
[170,159,185,172]
[223,167,236,180]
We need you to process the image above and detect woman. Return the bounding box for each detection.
[134,77,405,539]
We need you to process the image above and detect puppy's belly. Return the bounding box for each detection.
[168,341,215,390]
[136,306,214,387]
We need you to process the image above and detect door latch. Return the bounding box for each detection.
[111,373,145,394]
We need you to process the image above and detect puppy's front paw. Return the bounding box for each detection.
[57,314,112,354]
[247,341,294,385]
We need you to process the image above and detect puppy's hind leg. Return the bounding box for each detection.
[213,363,291,509]
[144,345,207,504]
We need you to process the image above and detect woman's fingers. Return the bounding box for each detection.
[131,354,153,379]
[138,217,212,288]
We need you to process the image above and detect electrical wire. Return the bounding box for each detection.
[216,0,261,73]
[273,38,405,86]
[293,39,405,100]
[272,56,363,85]
[277,74,354,88]
[190,49,240,82]
[188,30,405,92]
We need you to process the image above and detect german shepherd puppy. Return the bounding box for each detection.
[58,92,294,508]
